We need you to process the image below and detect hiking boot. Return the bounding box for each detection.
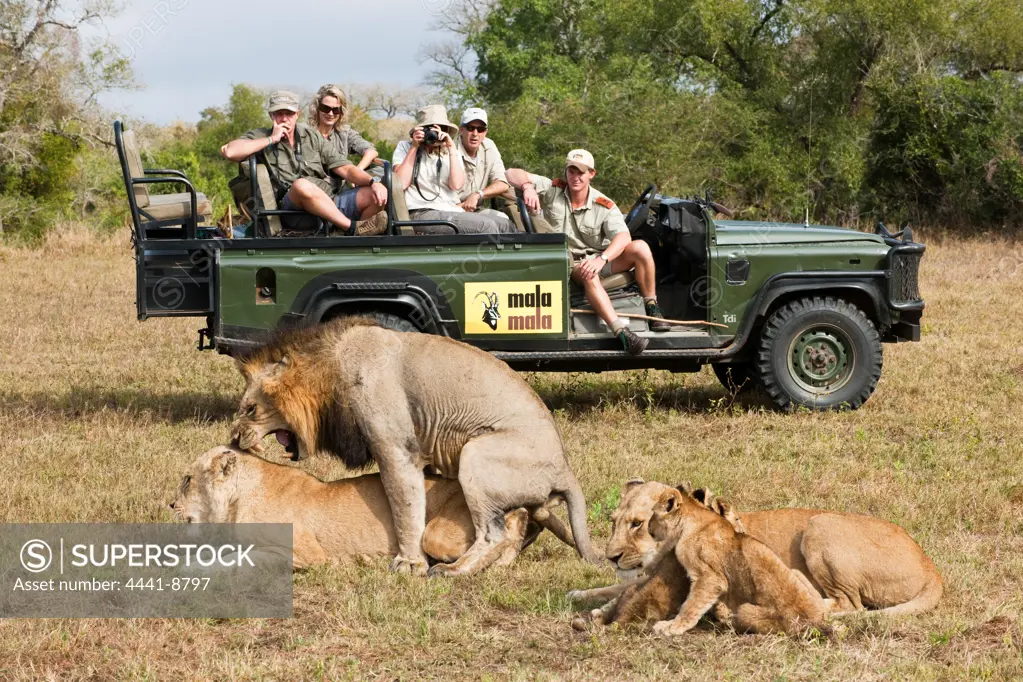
[645,301,672,332]
[617,327,649,355]
[354,211,388,236]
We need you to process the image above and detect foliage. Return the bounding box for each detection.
[0,0,132,239]
[426,0,1023,228]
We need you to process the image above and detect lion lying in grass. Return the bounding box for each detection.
[170,447,575,570]
[572,481,828,635]
[570,479,942,630]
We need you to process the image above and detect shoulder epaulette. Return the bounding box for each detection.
[552,178,566,188]
[595,196,615,209]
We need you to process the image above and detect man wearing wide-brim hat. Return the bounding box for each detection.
[506,151,669,355]
[392,105,516,235]
[221,90,388,236]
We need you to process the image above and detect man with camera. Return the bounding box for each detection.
[506,151,670,355]
[220,91,387,235]
[455,107,514,230]
[393,105,516,235]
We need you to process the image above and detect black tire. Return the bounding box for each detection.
[757,296,882,411]
[371,312,419,333]
[712,362,760,394]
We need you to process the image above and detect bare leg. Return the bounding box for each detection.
[572,266,618,328]
[286,178,351,230]
[354,185,385,219]
[609,240,657,299]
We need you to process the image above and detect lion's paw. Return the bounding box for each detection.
[571,617,589,632]
[566,590,584,602]
[426,562,459,578]
[389,555,428,576]
[652,619,686,638]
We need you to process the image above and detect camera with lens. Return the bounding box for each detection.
[421,126,440,146]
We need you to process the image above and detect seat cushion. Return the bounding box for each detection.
[144,192,212,221]
[600,271,636,291]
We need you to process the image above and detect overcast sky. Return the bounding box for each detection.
[93,0,452,124]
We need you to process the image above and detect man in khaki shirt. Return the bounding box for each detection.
[220,91,386,235]
[455,107,513,230]
[507,150,669,355]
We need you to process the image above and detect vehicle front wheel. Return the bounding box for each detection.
[757,297,882,411]
[712,362,760,394]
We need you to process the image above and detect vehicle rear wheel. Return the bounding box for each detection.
[712,362,760,394]
[757,296,882,411]
[371,312,420,333]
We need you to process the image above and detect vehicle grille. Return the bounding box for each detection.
[890,251,922,304]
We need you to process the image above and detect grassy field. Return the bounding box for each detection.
[1,226,1021,680]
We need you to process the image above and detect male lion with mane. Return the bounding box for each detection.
[170,446,576,568]
[229,317,599,576]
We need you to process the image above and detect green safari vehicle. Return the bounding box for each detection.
[115,121,925,411]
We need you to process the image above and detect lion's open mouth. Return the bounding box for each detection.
[272,430,300,460]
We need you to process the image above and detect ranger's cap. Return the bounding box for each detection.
[267,91,301,113]
[460,107,488,126]
[565,149,595,172]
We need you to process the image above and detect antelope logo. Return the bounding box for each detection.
[475,291,501,331]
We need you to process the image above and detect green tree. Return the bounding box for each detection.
[430,0,1023,228]
[0,0,131,238]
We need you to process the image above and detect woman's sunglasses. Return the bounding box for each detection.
[318,104,343,116]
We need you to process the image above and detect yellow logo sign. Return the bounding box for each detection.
[464,281,563,334]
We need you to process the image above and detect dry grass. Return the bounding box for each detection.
[1,227,1021,680]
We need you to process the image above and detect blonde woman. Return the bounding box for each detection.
[310,84,378,172]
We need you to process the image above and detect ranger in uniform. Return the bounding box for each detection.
[507,150,669,355]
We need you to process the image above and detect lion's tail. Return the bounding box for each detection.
[876,571,943,616]
[557,471,601,565]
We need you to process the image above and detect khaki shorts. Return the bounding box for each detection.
[572,254,615,278]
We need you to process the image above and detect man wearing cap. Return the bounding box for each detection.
[220,90,387,235]
[393,105,516,235]
[506,151,669,355]
[455,107,514,230]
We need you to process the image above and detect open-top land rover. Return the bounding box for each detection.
[116,120,925,411]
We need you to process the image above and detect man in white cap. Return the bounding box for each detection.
[393,105,516,235]
[507,152,669,355]
[455,107,513,230]
[220,90,387,235]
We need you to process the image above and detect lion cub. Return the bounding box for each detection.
[644,483,830,637]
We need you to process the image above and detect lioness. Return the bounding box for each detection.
[646,482,830,636]
[570,479,942,625]
[170,447,576,569]
[229,317,598,577]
